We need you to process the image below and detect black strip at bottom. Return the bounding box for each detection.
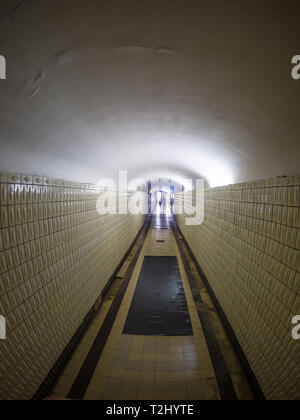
[123,256,193,336]
[171,220,238,401]
[174,222,266,401]
[32,216,150,400]
[67,218,151,400]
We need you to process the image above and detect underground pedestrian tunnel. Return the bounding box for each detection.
[0,0,299,401]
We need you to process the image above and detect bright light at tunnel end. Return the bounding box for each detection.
[209,175,234,188]
[95,171,206,226]
[204,165,234,188]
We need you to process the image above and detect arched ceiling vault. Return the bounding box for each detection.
[0,0,299,187]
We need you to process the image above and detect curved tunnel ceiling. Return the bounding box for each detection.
[0,0,299,187]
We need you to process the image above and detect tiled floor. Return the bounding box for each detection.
[51,219,253,400]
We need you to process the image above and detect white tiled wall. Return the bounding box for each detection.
[0,172,147,400]
[175,176,300,400]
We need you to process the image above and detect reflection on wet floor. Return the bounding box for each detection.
[152,215,172,229]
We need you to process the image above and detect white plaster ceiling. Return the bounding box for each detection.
[0,0,299,187]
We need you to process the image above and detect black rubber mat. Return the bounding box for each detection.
[123,256,193,336]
